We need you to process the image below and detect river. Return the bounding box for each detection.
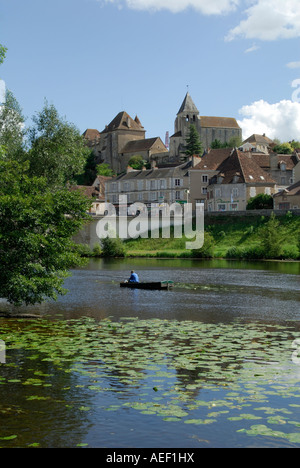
[0,258,299,448]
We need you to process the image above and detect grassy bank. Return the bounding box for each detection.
[123,212,300,260]
[77,212,300,261]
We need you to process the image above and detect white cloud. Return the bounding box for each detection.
[244,43,260,53]
[238,99,300,141]
[287,61,300,69]
[226,0,300,41]
[103,0,239,15]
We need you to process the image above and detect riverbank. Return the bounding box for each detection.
[78,212,300,261]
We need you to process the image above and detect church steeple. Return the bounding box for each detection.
[177,92,199,116]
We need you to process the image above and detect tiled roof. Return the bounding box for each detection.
[210,149,275,185]
[200,116,241,129]
[274,180,300,197]
[121,137,167,154]
[82,129,101,141]
[101,111,145,133]
[191,148,233,171]
[243,134,273,145]
[70,185,100,199]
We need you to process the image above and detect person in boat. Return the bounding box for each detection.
[128,270,139,283]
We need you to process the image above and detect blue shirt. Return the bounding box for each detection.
[129,273,139,283]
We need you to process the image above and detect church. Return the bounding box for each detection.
[83,92,242,173]
[169,92,242,159]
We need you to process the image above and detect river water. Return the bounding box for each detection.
[0,258,300,448]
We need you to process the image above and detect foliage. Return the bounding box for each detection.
[0,89,25,159]
[272,142,293,154]
[26,101,89,187]
[127,155,148,170]
[0,160,91,306]
[96,163,115,177]
[191,232,215,258]
[0,44,7,65]
[210,136,242,149]
[260,212,283,258]
[101,236,125,257]
[246,193,273,210]
[75,151,98,185]
[185,124,203,157]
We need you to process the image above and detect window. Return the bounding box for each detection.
[175,178,181,186]
[250,187,256,197]
[232,188,239,197]
[151,192,157,201]
[137,181,143,190]
[150,180,156,189]
[111,182,117,192]
[215,188,221,198]
[159,179,166,189]
[280,163,286,171]
[218,204,226,212]
[202,187,207,194]
[264,187,271,195]
[230,203,238,211]
[281,177,286,185]
[279,202,290,210]
[123,182,131,191]
[138,192,143,201]
[202,175,208,183]
[175,191,181,200]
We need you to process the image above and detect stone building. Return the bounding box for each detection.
[205,149,276,212]
[83,112,168,174]
[169,92,242,159]
[273,180,300,210]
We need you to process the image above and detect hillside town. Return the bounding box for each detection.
[79,92,300,215]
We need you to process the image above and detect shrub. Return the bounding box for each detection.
[101,236,125,257]
[191,232,215,258]
[92,243,102,257]
[260,213,283,258]
[247,194,273,210]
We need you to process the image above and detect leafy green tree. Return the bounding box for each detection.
[290,140,300,150]
[185,124,203,157]
[260,213,283,258]
[246,193,273,210]
[0,160,91,306]
[97,163,115,177]
[0,44,7,65]
[127,155,148,170]
[26,101,89,187]
[272,142,293,154]
[101,236,125,257]
[0,89,25,159]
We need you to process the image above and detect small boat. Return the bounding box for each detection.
[120,281,173,290]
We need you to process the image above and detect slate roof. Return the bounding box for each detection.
[109,161,192,183]
[177,92,199,115]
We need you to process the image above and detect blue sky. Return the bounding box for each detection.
[1,0,300,142]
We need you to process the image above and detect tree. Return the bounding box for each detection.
[185,124,203,157]
[26,101,89,187]
[0,89,25,159]
[128,155,147,170]
[260,212,283,258]
[0,160,91,306]
[246,193,273,210]
[0,44,7,65]
[97,163,115,177]
[272,142,293,154]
